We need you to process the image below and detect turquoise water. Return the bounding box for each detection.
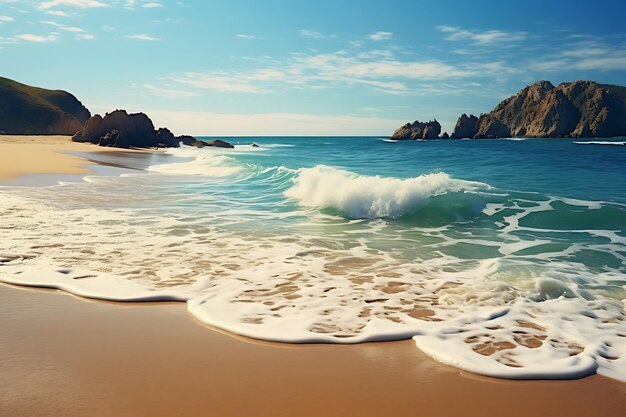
[1,136,625,380]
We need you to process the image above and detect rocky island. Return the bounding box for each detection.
[393,80,626,139]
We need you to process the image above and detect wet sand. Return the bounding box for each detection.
[1,284,625,417]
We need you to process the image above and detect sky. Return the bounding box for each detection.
[1,0,626,135]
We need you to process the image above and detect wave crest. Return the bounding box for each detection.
[284,165,486,219]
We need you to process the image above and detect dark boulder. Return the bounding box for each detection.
[205,139,235,148]
[177,135,197,146]
[156,127,180,147]
[187,139,235,149]
[71,109,196,149]
[440,132,450,139]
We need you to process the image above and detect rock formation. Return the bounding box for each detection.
[451,114,480,139]
[72,110,232,149]
[0,76,90,135]
[391,119,441,140]
[394,80,626,140]
[188,139,235,149]
[454,80,626,139]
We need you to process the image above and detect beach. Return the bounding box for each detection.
[1,136,625,416]
[2,284,625,417]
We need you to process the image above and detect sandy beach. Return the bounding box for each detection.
[2,284,625,417]
[0,137,625,416]
[0,135,156,182]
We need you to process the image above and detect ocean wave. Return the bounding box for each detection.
[574,141,626,146]
[284,165,487,219]
[147,147,243,177]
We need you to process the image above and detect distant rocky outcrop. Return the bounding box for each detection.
[72,110,234,149]
[451,114,480,139]
[394,80,626,140]
[0,76,90,135]
[391,119,441,140]
[453,81,626,139]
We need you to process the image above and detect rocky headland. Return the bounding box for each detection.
[0,76,90,135]
[393,80,626,140]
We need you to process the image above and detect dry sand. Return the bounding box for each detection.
[1,284,625,417]
[0,135,153,181]
[1,136,625,416]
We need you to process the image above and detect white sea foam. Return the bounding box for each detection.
[284,165,486,219]
[1,166,625,382]
[574,141,626,146]
[147,147,243,177]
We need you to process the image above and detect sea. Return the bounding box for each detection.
[1,136,625,381]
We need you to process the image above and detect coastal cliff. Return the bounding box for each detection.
[452,80,626,139]
[393,80,626,140]
[0,76,90,135]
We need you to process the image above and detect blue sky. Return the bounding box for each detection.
[1,0,626,135]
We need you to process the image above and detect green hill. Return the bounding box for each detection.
[0,76,90,135]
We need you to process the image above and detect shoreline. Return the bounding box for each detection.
[0,135,158,182]
[2,283,625,417]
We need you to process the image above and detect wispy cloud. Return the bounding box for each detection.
[38,0,109,10]
[0,15,14,22]
[236,34,256,40]
[124,34,158,41]
[170,49,478,95]
[14,33,58,42]
[299,29,335,39]
[369,31,392,41]
[533,39,626,72]
[45,10,70,17]
[143,84,198,97]
[438,25,527,45]
[142,2,162,8]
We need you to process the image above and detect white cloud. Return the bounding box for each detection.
[0,15,14,22]
[236,34,256,40]
[172,72,270,93]
[61,26,84,32]
[38,0,109,10]
[124,34,158,41]
[438,25,527,45]
[170,49,476,95]
[369,31,392,41]
[78,33,94,39]
[299,29,335,39]
[143,84,198,97]
[14,33,58,42]
[45,10,70,16]
[142,2,162,8]
[572,56,626,70]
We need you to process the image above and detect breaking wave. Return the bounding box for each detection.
[284,165,487,219]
